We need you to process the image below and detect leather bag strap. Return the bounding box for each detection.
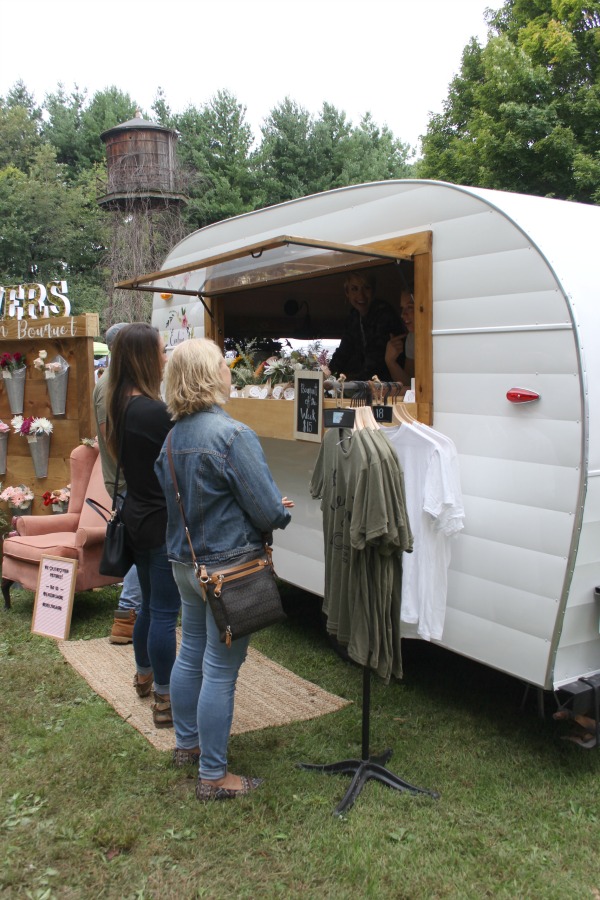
[166,430,198,568]
[165,431,273,599]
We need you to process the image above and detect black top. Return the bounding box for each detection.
[329,297,405,381]
[120,395,173,551]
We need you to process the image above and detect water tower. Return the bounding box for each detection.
[98,112,187,323]
[98,112,187,209]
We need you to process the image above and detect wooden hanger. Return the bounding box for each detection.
[390,382,416,425]
[352,382,379,431]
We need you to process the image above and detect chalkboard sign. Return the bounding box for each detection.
[293,370,323,443]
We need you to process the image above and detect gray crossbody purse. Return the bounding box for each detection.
[166,432,286,646]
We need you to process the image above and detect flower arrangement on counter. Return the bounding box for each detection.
[228,339,262,389]
[0,483,34,508]
[0,420,10,434]
[11,415,53,437]
[0,352,26,374]
[42,484,71,507]
[229,339,331,390]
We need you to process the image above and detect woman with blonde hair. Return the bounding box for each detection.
[155,338,293,800]
[106,323,181,728]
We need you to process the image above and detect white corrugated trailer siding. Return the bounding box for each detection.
[153,181,600,690]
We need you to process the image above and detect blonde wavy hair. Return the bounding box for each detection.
[164,338,229,420]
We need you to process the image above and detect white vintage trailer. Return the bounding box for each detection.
[122,179,600,699]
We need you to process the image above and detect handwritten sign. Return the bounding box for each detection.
[293,370,323,443]
[31,556,78,641]
[0,314,99,342]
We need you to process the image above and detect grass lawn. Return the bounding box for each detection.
[1,582,600,899]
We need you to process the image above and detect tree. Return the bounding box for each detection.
[175,90,258,227]
[254,97,314,207]
[42,85,88,178]
[0,81,43,173]
[308,103,354,193]
[256,100,414,208]
[0,145,110,315]
[151,87,176,128]
[336,113,413,185]
[420,1,600,202]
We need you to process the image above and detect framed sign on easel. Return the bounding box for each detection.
[31,555,78,640]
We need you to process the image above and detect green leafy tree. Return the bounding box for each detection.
[420,1,600,202]
[0,145,109,315]
[175,90,257,227]
[337,113,413,185]
[254,97,313,207]
[308,102,354,192]
[42,84,88,178]
[256,100,414,208]
[151,87,176,128]
[0,81,43,172]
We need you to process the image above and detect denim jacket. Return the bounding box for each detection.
[154,405,291,565]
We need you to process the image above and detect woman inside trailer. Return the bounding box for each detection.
[327,271,409,385]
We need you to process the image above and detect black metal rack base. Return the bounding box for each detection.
[298,665,440,816]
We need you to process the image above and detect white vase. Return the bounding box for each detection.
[45,368,69,416]
[3,368,26,414]
[27,433,50,478]
[0,432,7,475]
[51,501,68,514]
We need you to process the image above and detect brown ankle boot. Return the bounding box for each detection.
[152,692,173,728]
[109,609,136,644]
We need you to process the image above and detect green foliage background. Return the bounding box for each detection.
[419,0,600,201]
[0,0,598,326]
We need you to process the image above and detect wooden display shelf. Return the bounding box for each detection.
[227,397,422,441]
[0,315,98,515]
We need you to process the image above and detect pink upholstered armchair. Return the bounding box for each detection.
[2,443,122,609]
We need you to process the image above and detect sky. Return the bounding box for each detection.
[2,0,498,153]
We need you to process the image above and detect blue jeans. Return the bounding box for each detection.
[170,560,250,780]
[118,565,142,613]
[132,544,181,695]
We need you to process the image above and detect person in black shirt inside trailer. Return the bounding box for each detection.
[328,272,408,384]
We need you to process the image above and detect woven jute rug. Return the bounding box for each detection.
[58,635,350,752]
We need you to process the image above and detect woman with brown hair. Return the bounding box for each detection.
[106,323,180,728]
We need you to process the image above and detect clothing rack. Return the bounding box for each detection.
[300,406,440,815]
[324,377,405,401]
[298,665,439,816]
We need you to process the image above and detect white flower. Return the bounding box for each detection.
[31,417,53,436]
[11,415,23,433]
[39,350,47,360]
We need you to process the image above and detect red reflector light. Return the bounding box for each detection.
[506,388,540,404]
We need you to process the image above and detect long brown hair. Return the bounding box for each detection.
[106,323,163,459]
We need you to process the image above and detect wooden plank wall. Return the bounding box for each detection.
[0,315,98,516]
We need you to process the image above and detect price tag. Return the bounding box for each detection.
[324,408,356,428]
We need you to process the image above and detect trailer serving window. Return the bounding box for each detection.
[117,231,433,424]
